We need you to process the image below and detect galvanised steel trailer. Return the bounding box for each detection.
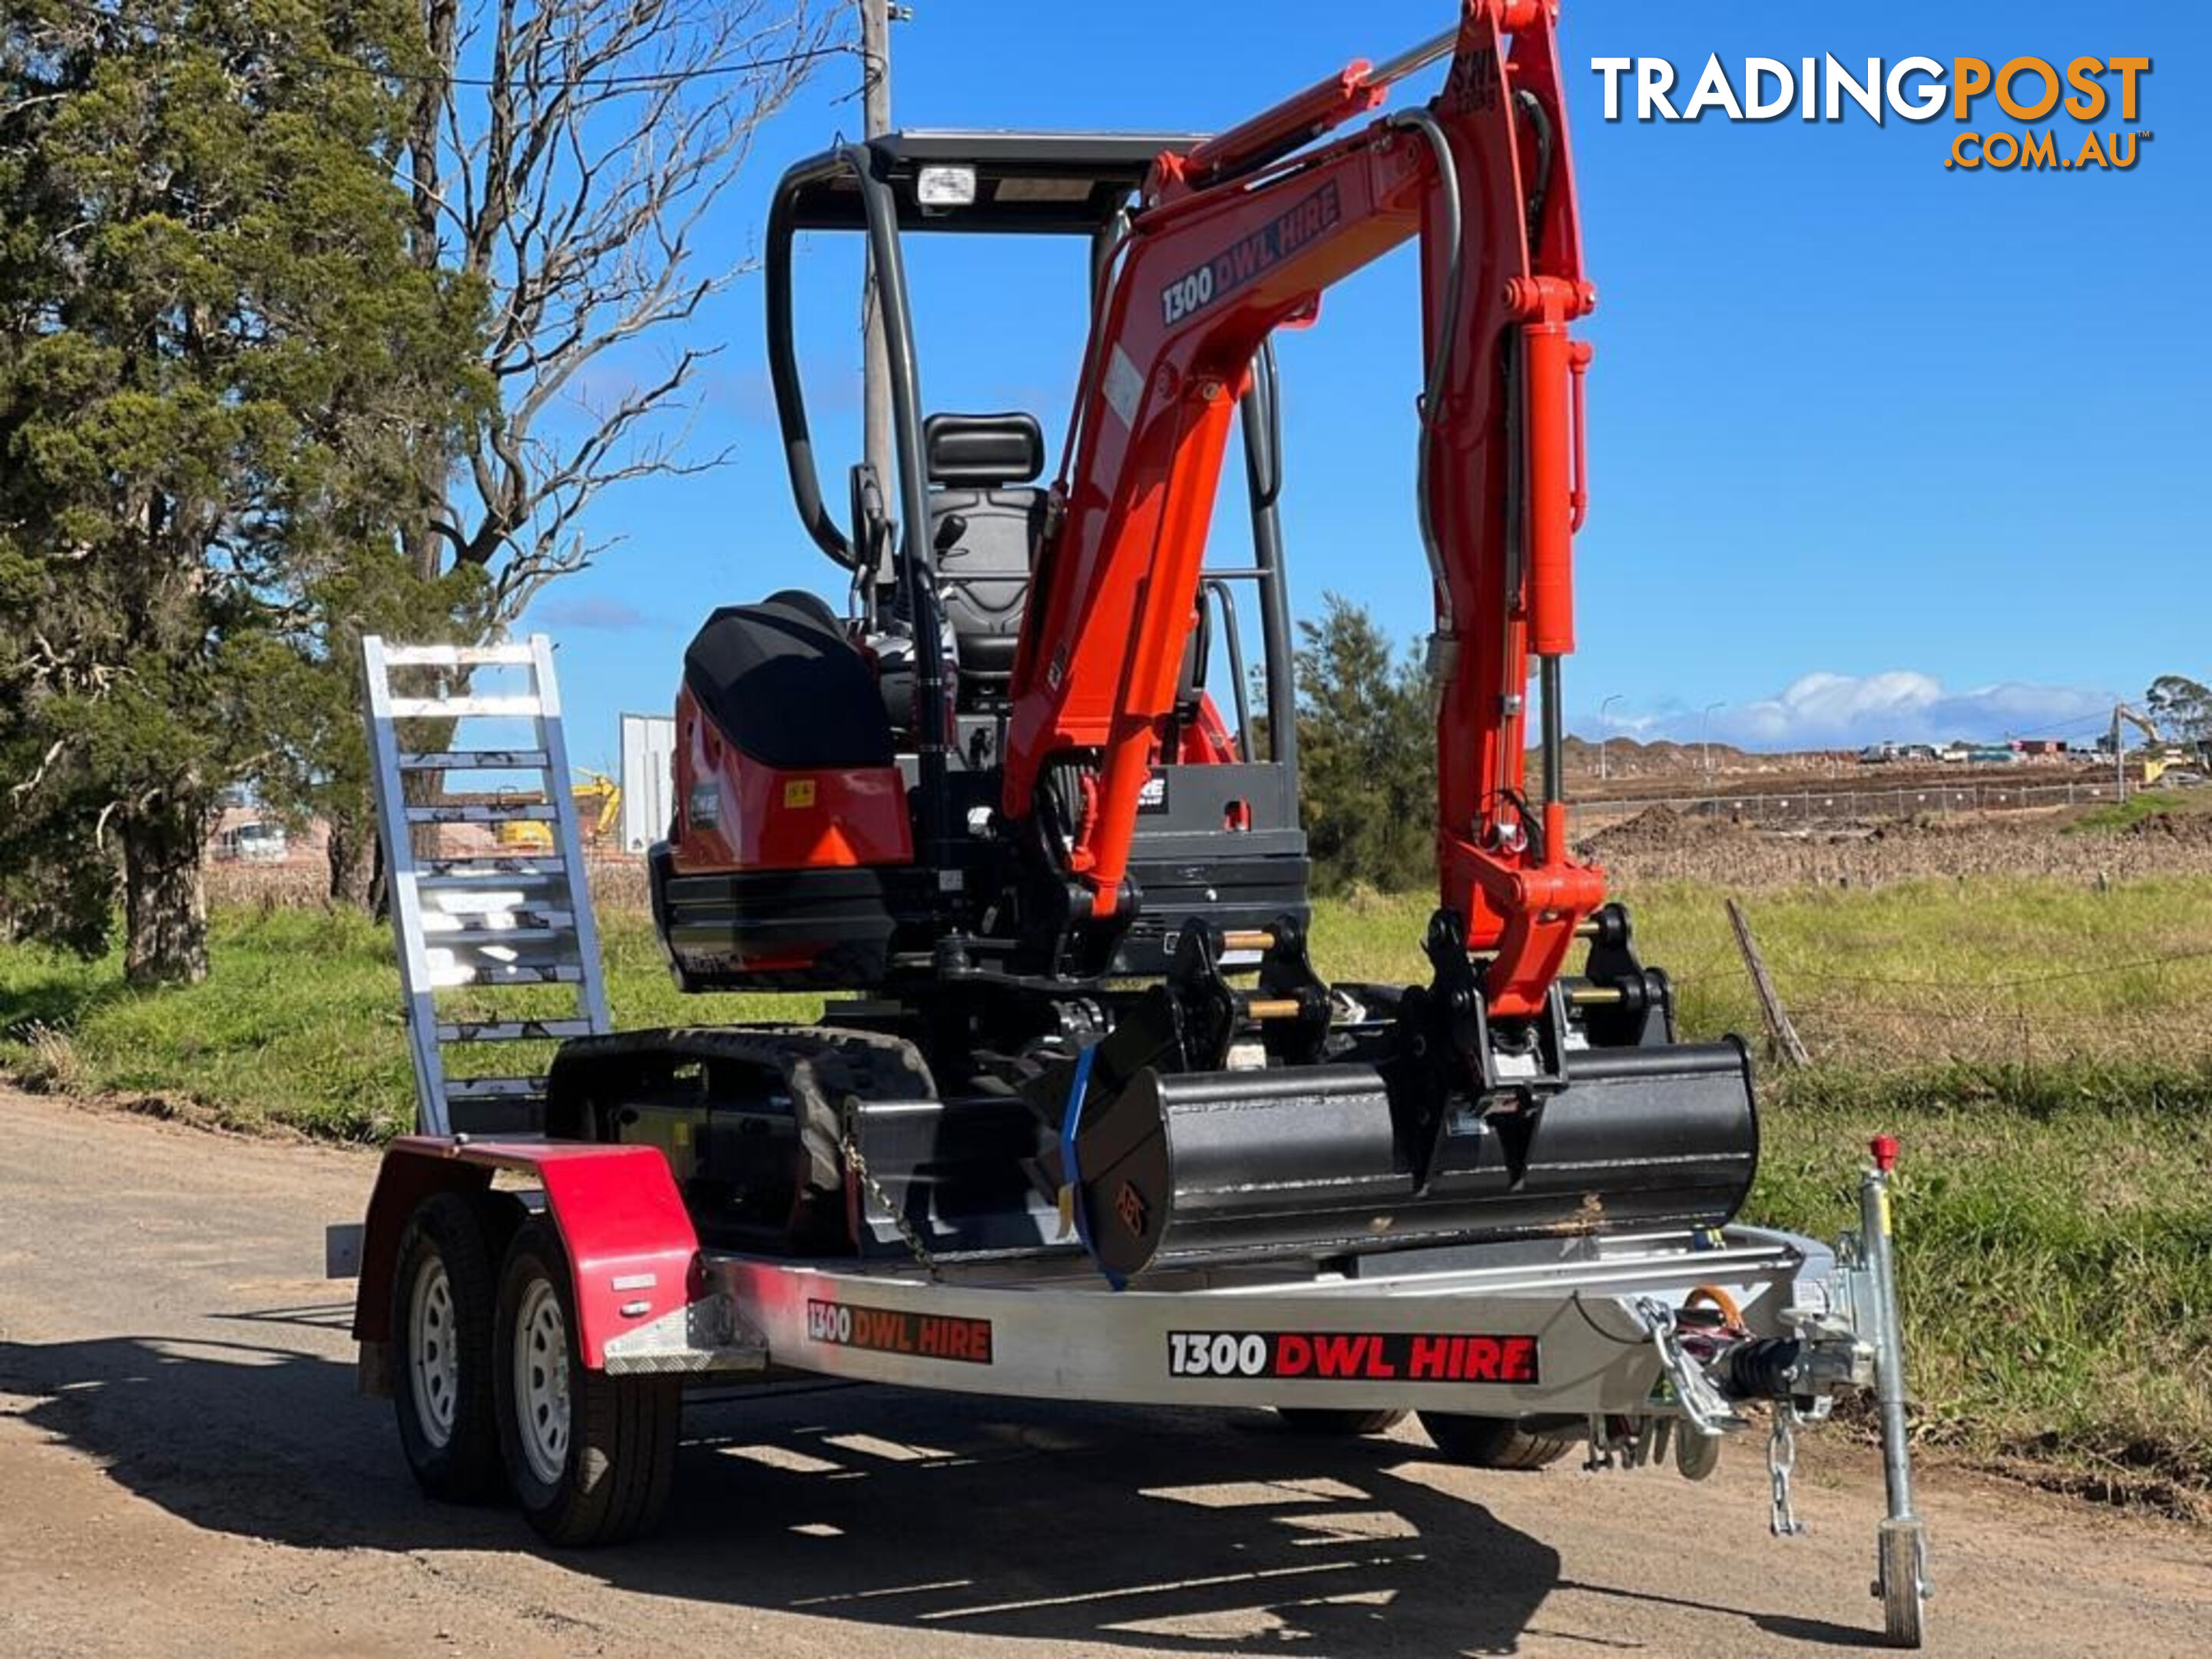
[346,1124,1931,1647]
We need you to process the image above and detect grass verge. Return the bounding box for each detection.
[3,882,2208,1512]
[2065,788,2212,835]
[0,906,811,1141]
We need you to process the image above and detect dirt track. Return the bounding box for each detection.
[2,1089,2206,1658]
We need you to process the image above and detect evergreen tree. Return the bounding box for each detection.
[2145,675,2212,746]
[1291,594,1434,892]
[0,2,485,981]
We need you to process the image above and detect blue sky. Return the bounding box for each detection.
[518,0,2210,770]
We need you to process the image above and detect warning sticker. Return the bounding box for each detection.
[1101,343,1144,429]
[1167,1330,1538,1385]
[806,1299,994,1366]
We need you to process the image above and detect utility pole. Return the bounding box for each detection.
[859,0,896,581]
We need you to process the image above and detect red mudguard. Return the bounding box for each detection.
[352,1137,702,1371]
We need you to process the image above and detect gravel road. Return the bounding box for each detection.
[2,1088,2204,1657]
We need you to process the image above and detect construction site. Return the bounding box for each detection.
[2,5,2206,1657]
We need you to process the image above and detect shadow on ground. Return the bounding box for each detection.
[0,1306,1873,1654]
[0,969,131,1043]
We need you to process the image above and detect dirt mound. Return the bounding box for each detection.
[1580,804,1704,854]
[2123,810,2212,845]
[1866,813,1953,843]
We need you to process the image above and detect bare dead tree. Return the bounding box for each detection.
[407,0,845,613]
[316,1,843,906]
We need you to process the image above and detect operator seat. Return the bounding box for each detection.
[925,412,1045,710]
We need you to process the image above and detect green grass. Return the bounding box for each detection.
[2065,786,2212,835]
[1756,1066,2211,1507]
[0,906,814,1141]
[4,881,2210,1508]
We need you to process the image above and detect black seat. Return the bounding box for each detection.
[925,412,1045,707]
[683,596,893,770]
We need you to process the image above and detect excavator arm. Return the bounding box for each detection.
[1003,1,1601,1019]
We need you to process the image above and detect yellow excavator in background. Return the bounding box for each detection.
[493,771,621,852]
[2111,704,2194,794]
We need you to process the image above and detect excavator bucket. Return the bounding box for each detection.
[1063,1045,1757,1280]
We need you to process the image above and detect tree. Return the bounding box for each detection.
[1291,594,1434,893]
[406,0,836,603]
[2145,675,2212,746]
[0,2,485,982]
[284,0,841,904]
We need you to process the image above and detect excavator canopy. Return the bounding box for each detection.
[780,130,1209,235]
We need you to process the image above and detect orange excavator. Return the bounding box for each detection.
[611,0,1755,1277]
[348,14,1926,1639]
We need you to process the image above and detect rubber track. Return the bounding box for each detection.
[547,1025,938,1194]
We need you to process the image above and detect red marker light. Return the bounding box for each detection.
[1869,1134,1899,1174]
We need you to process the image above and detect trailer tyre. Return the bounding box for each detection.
[390,1193,505,1504]
[1417,1412,1577,1470]
[1274,1408,1409,1436]
[494,1219,679,1546]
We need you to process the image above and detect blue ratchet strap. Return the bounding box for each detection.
[1058,1043,1125,1291]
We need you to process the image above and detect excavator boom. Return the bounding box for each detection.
[1005,0,1601,1017]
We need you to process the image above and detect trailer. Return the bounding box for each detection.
[346,1108,1929,1646]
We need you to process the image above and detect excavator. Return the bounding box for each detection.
[349,5,1929,1641]
[492,770,620,854]
[588,0,1759,1276]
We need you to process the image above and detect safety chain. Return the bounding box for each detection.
[843,1128,942,1281]
[1634,1296,1747,1438]
[1769,1409,1805,1537]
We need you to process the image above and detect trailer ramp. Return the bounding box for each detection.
[362,634,613,1136]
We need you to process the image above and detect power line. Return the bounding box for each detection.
[31,2,853,91]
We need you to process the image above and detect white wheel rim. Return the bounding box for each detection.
[407,1256,459,1449]
[515,1277,571,1485]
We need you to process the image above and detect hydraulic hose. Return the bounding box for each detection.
[1388,108,1465,646]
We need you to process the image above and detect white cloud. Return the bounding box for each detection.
[533,594,653,631]
[1594,671,2114,750]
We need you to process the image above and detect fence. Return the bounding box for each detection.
[1663,917,2212,1077]
[1572,778,2126,830]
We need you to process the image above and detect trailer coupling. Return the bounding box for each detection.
[1584,1136,1929,1649]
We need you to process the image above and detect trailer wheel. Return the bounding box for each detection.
[1417,1412,1576,1470]
[1274,1408,1409,1436]
[390,1193,505,1503]
[494,1219,679,1546]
